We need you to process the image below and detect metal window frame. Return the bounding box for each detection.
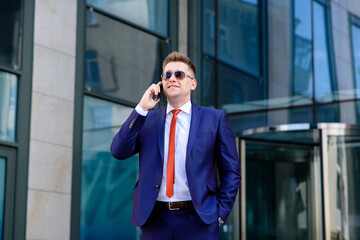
[0,0,34,239]
[0,146,16,240]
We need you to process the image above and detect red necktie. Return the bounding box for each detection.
[166,109,181,198]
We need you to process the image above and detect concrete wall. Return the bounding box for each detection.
[26,0,77,239]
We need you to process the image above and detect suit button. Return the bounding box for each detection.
[155,185,160,189]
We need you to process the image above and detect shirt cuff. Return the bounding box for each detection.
[135,104,148,116]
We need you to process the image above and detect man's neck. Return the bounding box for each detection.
[167,98,191,109]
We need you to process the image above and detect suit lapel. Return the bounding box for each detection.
[157,106,167,164]
[186,103,201,161]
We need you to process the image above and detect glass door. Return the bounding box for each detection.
[239,123,360,240]
[242,140,319,239]
[321,128,360,240]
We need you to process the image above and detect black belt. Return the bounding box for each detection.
[156,201,193,211]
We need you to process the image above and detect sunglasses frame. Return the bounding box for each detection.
[161,71,194,81]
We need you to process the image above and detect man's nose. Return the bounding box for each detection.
[169,74,177,82]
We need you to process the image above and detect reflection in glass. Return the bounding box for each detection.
[313,2,335,102]
[293,0,313,100]
[0,0,22,69]
[217,0,259,76]
[228,106,312,135]
[246,143,311,239]
[201,56,215,108]
[0,72,17,142]
[352,24,360,98]
[218,60,265,112]
[317,103,341,123]
[85,10,170,104]
[81,96,139,240]
[87,0,169,36]
[202,0,261,112]
[0,157,5,240]
[326,136,360,239]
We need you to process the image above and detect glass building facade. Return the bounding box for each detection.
[78,0,360,239]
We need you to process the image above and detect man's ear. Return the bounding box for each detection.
[191,79,197,90]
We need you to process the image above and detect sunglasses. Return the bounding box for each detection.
[161,71,194,81]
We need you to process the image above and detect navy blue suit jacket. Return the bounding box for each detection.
[110,103,241,226]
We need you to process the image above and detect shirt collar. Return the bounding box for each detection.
[166,100,192,115]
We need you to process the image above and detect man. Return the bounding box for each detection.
[111,52,241,239]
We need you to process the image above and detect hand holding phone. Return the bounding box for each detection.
[139,81,162,111]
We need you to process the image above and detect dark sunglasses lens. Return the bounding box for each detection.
[174,71,185,80]
[164,72,172,79]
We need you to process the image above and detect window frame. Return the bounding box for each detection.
[0,146,16,240]
[0,0,34,239]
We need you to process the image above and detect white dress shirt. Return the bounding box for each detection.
[135,101,192,202]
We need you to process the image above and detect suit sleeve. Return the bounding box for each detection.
[215,111,241,222]
[110,109,146,160]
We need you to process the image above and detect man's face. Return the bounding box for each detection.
[162,62,197,104]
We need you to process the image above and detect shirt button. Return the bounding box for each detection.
[155,185,160,189]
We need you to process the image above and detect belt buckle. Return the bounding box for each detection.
[168,202,180,211]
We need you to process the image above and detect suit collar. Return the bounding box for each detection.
[157,106,167,163]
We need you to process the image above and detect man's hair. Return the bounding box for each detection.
[162,51,196,77]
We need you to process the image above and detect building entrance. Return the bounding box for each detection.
[238,123,360,240]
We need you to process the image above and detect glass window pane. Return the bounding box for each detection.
[81,96,139,239]
[0,157,5,240]
[85,10,170,104]
[0,0,21,69]
[313,2,335,102]
[292,0,313,100]
[218,0,259,76]
[218,61,265,112]
[87,0,169,36]
[228,106,313,135]
[317,101,360,124]
[0,72,17,142]
[352,24,360,98]
[201,56,215,108]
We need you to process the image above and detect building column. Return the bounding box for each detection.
[26,0,77,239]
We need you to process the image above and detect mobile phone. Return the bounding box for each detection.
[153,83,163,101]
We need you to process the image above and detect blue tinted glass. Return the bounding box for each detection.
[228,106,313,135]
[201,56,215,108]
[352,24,360,98]
[0,157,5,240]
[87,0,169,36]
[316,101,360,124]
[218,61,265,112]
[218,0,259,76]
[85,10,171,104]
[0,72,17,142]
[293,0,313,99]
[0,0,21,69]
[313,2,335,102]
[81,96,139,239]
[203,0,215,57]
